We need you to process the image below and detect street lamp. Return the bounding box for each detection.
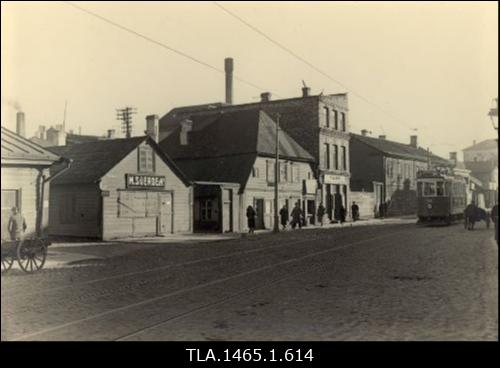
[488,97,498,130]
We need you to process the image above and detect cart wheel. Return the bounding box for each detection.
[17,238,47,273]
[1,253,14,274]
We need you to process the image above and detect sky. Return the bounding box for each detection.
[1,1,498,159]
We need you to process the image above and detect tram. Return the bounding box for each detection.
[416,169,467,225]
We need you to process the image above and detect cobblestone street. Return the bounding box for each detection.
[1,222,497,341]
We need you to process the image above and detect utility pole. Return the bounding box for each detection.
[273,113,280,233]
[116,106,137,138]
[62,100,68,132]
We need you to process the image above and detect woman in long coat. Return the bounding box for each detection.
[279,205,289,230]
[246,205,256,234]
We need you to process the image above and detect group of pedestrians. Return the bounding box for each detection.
[246,201,361,233]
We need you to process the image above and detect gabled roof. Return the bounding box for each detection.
[46,136,190,186]
[1,126,60,165]
[463,139,498,152]
[159,109,314,192]
[351,133,451,166]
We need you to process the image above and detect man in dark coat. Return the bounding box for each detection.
[339,205,347,224]
[351,201,360,222]
[491,202,498,244]
[279,204,289,230]
[317,204,326,226]
[290,202,303,230]
[464,201,478,230]
[8,207,27,241]
[246,205,256,234]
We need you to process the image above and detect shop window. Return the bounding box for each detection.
[293,165,300,182]
[201,200,213,221]
[138,146,155,173]
[341,112,346,131]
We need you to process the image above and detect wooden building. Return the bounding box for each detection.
[47,133,192,240]
[1,126,62,239]
[159,109,316,232]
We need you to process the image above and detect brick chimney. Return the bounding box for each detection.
[260,92,271,102]
[410,135,418,148]
[449,152,457,165]
[107,129,116,139]
[361,129,369,136]
[224,57,233,104]
[302,86,310,97]
[145,115,159,142]
[16,112,25,137]
[180,119,193,146]
[38,125,46,140]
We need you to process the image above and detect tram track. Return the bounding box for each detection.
[1,224,393,299]
[10,227,411,341]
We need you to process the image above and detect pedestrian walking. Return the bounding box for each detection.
[8,207,27,241]
[317,203,326,226]
[464,201,478,230]
[246,205,256,234]
[351,201,360,222]
[290,202,303,229]
[339,204,347,224]
[491,202,498,244]
[279,204,289,230]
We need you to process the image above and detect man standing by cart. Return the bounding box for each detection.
[8,207,27,241]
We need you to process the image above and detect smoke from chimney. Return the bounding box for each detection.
[16,112,26,137]
[224,57,233,104]
[2,97,22,112]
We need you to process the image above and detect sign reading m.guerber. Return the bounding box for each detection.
[126,174,166,188]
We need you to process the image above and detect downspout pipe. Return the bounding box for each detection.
[36,157,73,238]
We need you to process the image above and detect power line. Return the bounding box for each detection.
[62,1,282,98]
[213,1,420,131]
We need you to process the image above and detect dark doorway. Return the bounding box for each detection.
[254,198,265,229]
[307,200,316,225]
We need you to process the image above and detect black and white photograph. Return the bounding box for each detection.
[1,0,498,348]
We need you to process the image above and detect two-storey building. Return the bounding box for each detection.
[159,109,316,232]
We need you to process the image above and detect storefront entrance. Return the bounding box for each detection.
[254,198,266,229]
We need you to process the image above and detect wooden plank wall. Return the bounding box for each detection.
[100,141,192,240]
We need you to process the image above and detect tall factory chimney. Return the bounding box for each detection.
[16,112,26,137]
[224,57,234,104]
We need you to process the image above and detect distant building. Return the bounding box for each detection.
[350,132,452,217]
[462,138,498,207]
[463,139,498,163]
[160,87,351,223]
[159,109,316,232]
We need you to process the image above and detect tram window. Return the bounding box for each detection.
[424,182,436,196]
[417,182,423,197]
[436,182,445,196]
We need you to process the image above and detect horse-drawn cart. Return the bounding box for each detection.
[1,237,49,274]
